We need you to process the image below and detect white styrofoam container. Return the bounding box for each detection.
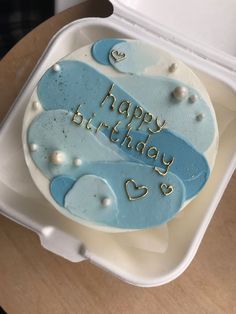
[0,0,236,286]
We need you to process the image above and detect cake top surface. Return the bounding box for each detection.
[22,38,218,232]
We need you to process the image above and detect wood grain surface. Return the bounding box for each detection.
[0,2,235,313]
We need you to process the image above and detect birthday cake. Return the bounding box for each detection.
[22,38,218,232]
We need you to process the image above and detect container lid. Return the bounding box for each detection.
[111,0,236,71]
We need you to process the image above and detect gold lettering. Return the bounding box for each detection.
[96,122,109,134]
[100,84,116,111]
[138,112,153,130]
[121,128,133,149]
[148,117,166,133]
[135,135,151,154]
[127,106,143,129]
[72,105,84,126]
[162,154,175,166]
[147,146,159,159]
[86,113,95,130]
[118,100,131,118]
[110,121,121,143]
[154,154,175,176]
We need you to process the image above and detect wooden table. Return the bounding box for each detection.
[0,2,235,313]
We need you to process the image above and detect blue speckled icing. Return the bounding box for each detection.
[50,175,75,206]
[108,41,159,74]
[91,38,125,65]
[27,110,123,178]
[51,162,185,229]
[28,109,209,199]
[37,60,214,152]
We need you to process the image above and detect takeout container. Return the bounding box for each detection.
[0,0,236,286]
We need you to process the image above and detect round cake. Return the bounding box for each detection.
[22,38,218,232]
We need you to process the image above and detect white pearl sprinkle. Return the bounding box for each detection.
[189,94,198,103]
[196,113,204,121]
[172,86,188,101]
[101,197,112,207]
[29,143,38,152]
[49,150,65,165]
[32,101,40,110]
[73,158,82,166]
[168,63,178,73]
[53,63,61,72]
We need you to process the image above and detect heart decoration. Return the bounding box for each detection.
[160,183,174,196]
[111,49,126,63]
[125,179,148,201]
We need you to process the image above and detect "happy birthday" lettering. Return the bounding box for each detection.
[71,84,175,185]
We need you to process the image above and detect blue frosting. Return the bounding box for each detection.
[103,128,210,199]
[111,75,215,153]
[50,175,75,206]
[37,60,214,153]
[28,109,209,199]
[28,49,214,229]
[50,162,185,229]
[91,38,125,65]
[65,174,118,225]
[27,110,123,178]
[38,60,112,112]
[108,41,159,74]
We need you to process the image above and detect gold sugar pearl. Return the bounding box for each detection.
[53,63,61,72]
[196,113,204,121]
[73,158,82,166]
[101,197,112,207]
[168,63,178,73]
[49,150,65,165]
[29,143,38,152]
[172,86,188,101]
[189,94,198,103]
[32,101,40,110]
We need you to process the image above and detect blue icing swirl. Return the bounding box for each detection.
[91,38,125,65]
[50,162,185,229]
